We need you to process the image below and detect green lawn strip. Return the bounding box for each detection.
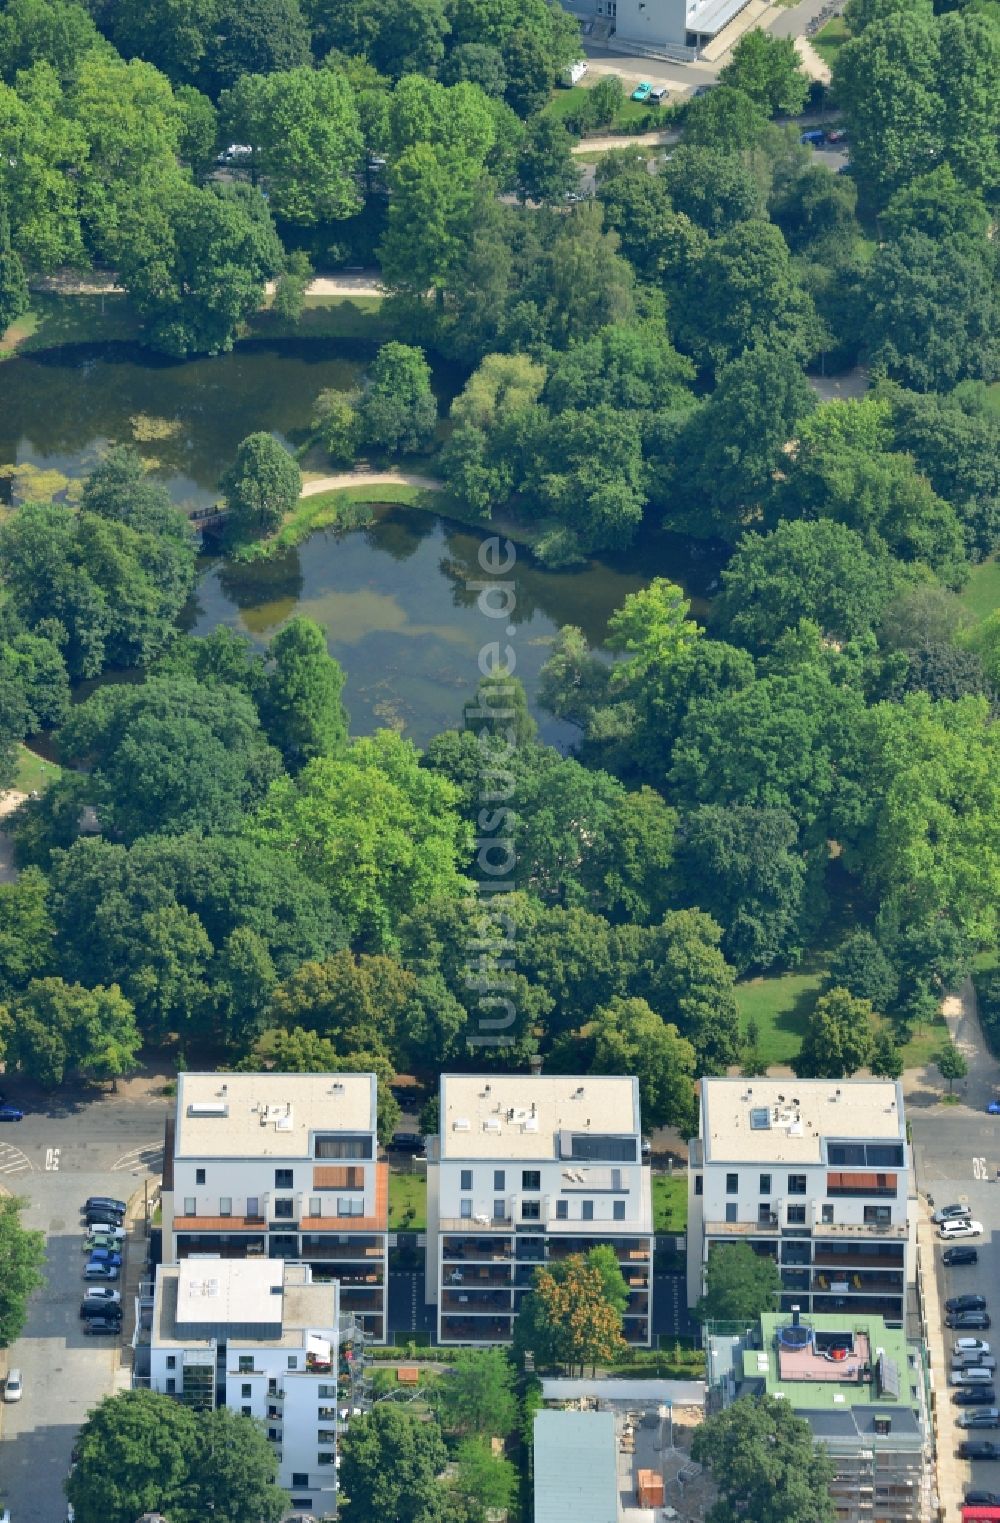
[958,555,1000,620]
[896,1010,950,1071]
[812,15,851,66]
[2,291,142,358]
[543,84,592,120]
[651,1173,687,1233]
[734,969,827,1065]
[388,1168,428,1231]
[11,744,61,794]
[250,295,393,343]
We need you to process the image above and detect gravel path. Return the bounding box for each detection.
[300,471,444,496]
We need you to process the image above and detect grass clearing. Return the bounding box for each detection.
[812,14,851,66]
[251,294,393,344]
[3,291,142,357]
[652,1173,687,1233]
[896,1011,950,1071]
[734,969,827,1065]
[388,1168,427,1230]
[959,556,1000,620]
[11,744,61,795]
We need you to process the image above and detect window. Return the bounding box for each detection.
[242,1405,252,1417]
[494,1170,505,1190]
[318,1454,336,1466]
[522,1170,541,1191]
[275,1169,293,1188]
[247,1196,260,1218]
[726,1173,738,1194]
[274,1198,294,1219]
[242,1383,252,1398]
[318,1385,336,1399]
[287,1356,298,1370]
[460,1199,473,1219]
[725,1203,738,1223]
[758,1204,773,1224]
[787,1175,807,1195]
[292,1502,313,1511]
[613,1200,625,1221]
[166,1355,176,1370]
[239,1356,254,1373]
[267,1428,279,1441]
[195,1168,206,1185]
[787,1205,807,1224]
[694,1175,703,1196]
[556,1200,568,1220]
[336,1196,365,1216]
[166,1377,175,1393]
[759,1174,771,1195]
[493,1199,506,1221]
[864,1205,892,1225]
[292,1475,309,1489]
[308,1197,321,1218]
[521,1200,541,1221]
[460,1169,473,1190]
[822,1204,834,1224]
[315,1134,373,1159]
[220,1197,232,1217]
[183,1197,196,1215]
[581,1200,594,1221]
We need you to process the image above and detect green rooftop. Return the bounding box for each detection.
[741,1312,918,1410]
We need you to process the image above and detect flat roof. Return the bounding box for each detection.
[153,1261,337,1349]
[175,1072,376,1158]
[177,1257,282,1326]
[686,0,753,36]
[440,1074,640,1159]
[534,1411,619,1523]
[700,1078,905,1163]
[749,1313,918,1411]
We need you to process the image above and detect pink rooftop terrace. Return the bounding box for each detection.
[777,1332,871,1384]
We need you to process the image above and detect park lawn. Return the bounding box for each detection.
[251,294,393,343]
[544,84,592,120]
[734,969,827,1065]
[388,1168,427,1231]
[1,291,142,359]
[652,1173,688,1233]
[959,555,1000,620]
[11,744,61,795]
[895,1010,950,1071]
[812,15,851,66]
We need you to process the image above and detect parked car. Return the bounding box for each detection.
[952,1369,995,1385]
[85,1208,124,1229]
[988,1099,1000,1115]
[959,1409,1000,1429]
[83,1316,122,1336]
[940,1219,984,1240]
[82,1286,122,1305]
[81,1299,122,1320]
[824,127,847,142]
[800,129,825,145]
[948,1313,992,1331]
[956,1339,992,1355]
[954,1354,996,1371]
[84,1197,126,1215]
[83,1261,120,1282]
[650,86,669,103]
[959,1440,1000,1459]
[692,84,714,96]
[0,1106,24,1122]
[390,1132,425,1154]
[956,1388,997,1406]
[948,1295,989,1313]
[3,1368,22,1402]
[944,1246,979,1267]
[933,1202,973,1224]
[966,1492,1000,1505]
[631,82,652,101]
[86,1248,122,1267]
[84,1228,126,1249]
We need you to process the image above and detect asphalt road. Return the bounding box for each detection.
[911,1101,1000,1499]
[0,1091,167,1523]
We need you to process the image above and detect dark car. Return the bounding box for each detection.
[944,1247,979,1267]
[966,1493,1000,1505]
[948,1312,992,1330]
[956,1388,998,1406]
[948,1295,989,1313]
[959,1441,1000,1460]
[390,1132,425,1154]
[0,1106,24,1122]
[960,1410,1000,1429]
[83,1316,122,1336]
[84,1197,127,1215]
[85,1208,124,1229]
[80,1300,122,1321]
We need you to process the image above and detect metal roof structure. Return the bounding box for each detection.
[534,1411,619,1523]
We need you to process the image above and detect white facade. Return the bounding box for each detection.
[687,1079,914,1322]
[574,0,754,57]
[426,1074,654,1345]
[161,1073,388,1341]
[149,1259,340,1509]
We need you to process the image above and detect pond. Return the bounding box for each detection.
[0,338,724,745]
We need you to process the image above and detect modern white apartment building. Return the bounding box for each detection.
[425,1074,654,1346]
[161,1073,388,1341]
[148,1259,341,1513]
[687,1079,914,1323]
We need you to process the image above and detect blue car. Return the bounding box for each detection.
[988,1100,1000,1115]
[87,1249,122,1268]
[800,129,825,145]
[0,1106,24,1122]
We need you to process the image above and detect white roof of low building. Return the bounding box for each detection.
[175,1071,376,1158]
[439,1074,640,1159]
[176,1257,282,1326]
[540,1378,706,1406]
[699,1078,905,1164]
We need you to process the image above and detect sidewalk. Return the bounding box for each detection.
[915,1201,962,1519]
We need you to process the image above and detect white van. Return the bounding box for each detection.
[952,1367,995,1385]
[3,1369,22,1401]
[560,60,588,86]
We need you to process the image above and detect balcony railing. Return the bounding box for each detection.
[814,1220,907,1240]
[708,1218,907,1240]
[440,1315,513,1342]
[442,1289,514,1313]
[438,1216,513,1233]
[442,1238,514,1262]
[444,1266,513,1289]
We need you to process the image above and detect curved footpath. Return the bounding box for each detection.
[300,470,444,496]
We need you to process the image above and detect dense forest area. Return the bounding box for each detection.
[0,0,998,1110]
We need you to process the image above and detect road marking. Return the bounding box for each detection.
[45,1147,60,1171]
[111,1146,163,1172]
[973,1157,989,1180]
[0,1143,32,1174]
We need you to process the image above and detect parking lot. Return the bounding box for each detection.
[0,1091,166,1523]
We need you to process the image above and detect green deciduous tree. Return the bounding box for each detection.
[689,220,823,374]
[683,83,768,151]
[0,868,53,998]
[359,342,437,454]
[436,1348,518,1438]
[451,1438,518,1523]
[718,30,809,116]
[583,996,697,1132]
[260,616,347,770]
[827,930,899,1011]
[7,976,141,1088]
[515,1254,625,1374]
[695,1242,780,1324]
[0,187,28,333]
[794,986,875,1078]
[870,1026,903,1080]
[692,1395,836,1523]
[516,114,580,204]
[338,1406,448,1523]
[221,431,302,537]
[663,145,766,235]
[0,61,87,270]
[312,387,361,466]
[936,1039,968,1093]
[0,1194,45,1347]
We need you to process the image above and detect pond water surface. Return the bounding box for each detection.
[0,339,723,744]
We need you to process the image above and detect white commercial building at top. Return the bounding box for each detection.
[573,0,755,59]
[425,1073,654,1346]
[687,1078,914,1323]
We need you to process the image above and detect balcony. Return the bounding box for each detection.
[814,1220,907,1240]
[705,1219,780,1237]
[440,1315,513,1342]
[442,1288,514,1313]
[546,1237,651,1263]
[443,1266,512,1289]
[813,1246,904,1268]
[299,1162,389,1234]
[300,1239,386,1261]
[442,1237,514,1262]
[812,1271,904,1293]
[438,1215,512,1233]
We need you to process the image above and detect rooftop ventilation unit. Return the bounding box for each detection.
[483,1119,501,1134]
[276,1115,293,1132]
[452,1118,471,1131]
[187,1102,229,1118]
[750,1108,771,1130]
